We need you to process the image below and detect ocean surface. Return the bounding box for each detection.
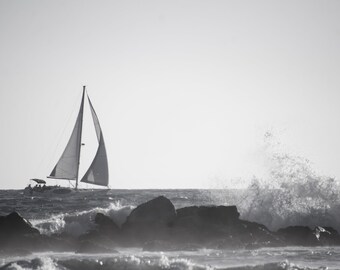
[1,188,340,270]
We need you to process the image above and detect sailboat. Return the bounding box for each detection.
[25,86,109,194]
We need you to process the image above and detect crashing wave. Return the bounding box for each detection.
[208,132,340,232]
[30,200,134,236]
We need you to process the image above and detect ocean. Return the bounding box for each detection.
[1,188,340,270]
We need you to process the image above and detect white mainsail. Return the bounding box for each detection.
[49,90,85,180]
[48,87,109,188]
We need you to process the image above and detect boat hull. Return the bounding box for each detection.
[24,186,72,195]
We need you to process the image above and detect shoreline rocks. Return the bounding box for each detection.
[1,196,340,254]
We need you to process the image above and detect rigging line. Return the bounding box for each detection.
[32,90,84,178]
[69,180,75,188]
[47,90,83,171]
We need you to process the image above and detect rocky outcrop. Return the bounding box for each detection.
[121,196,176,244]
[315,226,340,245]
[176,205,240,223]
[123,196,176,227]
[172,205,279,248]
[276,226,318,246]
[77,212,121,250]
[94,213,120,236]
[88,197,340,249]
[2,197,340,253]
[172,205,239,245]
[276,225,340,246]
[0,212,39,236]
[0,212,41,254]
[119,196,278,248]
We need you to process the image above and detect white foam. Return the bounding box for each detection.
[30,200,134,236]
[36,257,58,270]
[207,133,340,232]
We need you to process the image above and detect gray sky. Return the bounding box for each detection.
[1,0,340,189]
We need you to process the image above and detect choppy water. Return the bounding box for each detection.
[1,246,340,269]
[1,187,340,269]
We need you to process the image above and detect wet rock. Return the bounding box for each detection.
[118,197,280,248]
[0,212,39,236]
[94,213,120,235]
[172,205,278,248]
[176,205,240,223]
[122,196,176,243]
[171,206,237,244]
[234,220,282,247]
[78,213,121,248]
[276,225,340,246]
[4,196,340,253]
[124,196,176,226]
[0,212,81,253]
[312,226,340,246]
[0,212,43,252]
[276,226,319,246]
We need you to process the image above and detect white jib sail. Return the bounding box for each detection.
[80,94,109,187]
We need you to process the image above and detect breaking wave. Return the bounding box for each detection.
[214,132,340,232]
[30,201,134,236]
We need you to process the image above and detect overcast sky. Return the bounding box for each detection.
[1,0,339,189]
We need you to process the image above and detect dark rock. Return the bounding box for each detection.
[176,205,240,223]
[235,220,282,247]
[171,205,241,245]
[4,196,340,253]
[94,213,120,235]
[122,196,176,243]
[0,212,43,252]
[177,221,277,248]
[124,196,176,227]
[277,225,340,246]
[79,213,121,248]
[172,205,281,248]
[0,212,39,237]
[312,226,340,246]
[276,226,319,246]
[0,212,81,253]
[120,197,280,249]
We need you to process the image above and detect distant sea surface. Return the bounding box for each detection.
[1,189,340,270]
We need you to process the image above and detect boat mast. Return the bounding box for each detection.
[75,86,86,189]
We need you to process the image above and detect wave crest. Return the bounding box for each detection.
[30,200,134,236]
[236,133,340,231]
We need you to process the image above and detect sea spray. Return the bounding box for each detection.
[238,164,340,231]
[209,132,340,232]
[30,200,134,236]
[1,257,59,270]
